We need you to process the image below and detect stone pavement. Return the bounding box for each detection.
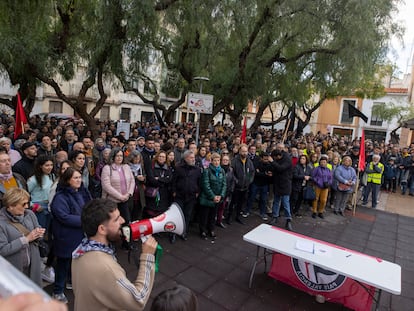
[48,190,414,311]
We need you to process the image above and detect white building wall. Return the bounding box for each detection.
[360,93,409,142]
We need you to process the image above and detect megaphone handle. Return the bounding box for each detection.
[140,235,162,272]
[155,244,163,273]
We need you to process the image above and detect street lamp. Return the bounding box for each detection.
[193,76,209,146]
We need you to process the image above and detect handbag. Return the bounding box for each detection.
[144,186,159,198]
[338,182,352,191]
[303,185,316,201]
[36,239,50,258]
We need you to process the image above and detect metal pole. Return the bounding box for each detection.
[195,112,200,146]
[193,77,208,146]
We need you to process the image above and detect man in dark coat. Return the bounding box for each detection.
[12,141,37,180]
[270,145,293,231]
[172,150,201,240]
[227,144,255,224]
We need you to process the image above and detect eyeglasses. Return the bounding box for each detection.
[111,140,119,143]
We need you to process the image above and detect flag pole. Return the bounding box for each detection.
[282,118,291,143]
[352,168,360,216]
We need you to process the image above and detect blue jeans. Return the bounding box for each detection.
[54,257,71,295]
[272,194,292,220]
[246,183,269,216]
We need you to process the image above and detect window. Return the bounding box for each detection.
[141,111,153,123]
[120,108,131,121]
[188,113,195,122]
[49,101,62,113]
[143,81,151,94]
[100,106,110,120]
[340,99,356,124]
[370,103,384,126]
[365,129,386,142]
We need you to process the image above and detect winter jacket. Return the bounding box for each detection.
[253,161,273,187]
[0,208,42,285]
[232,155,255,191]
[12,155,35,180]
[333,164,357,192]
[172,162,201,200]
[292,164,312,192]
[222,165,236,198]
[312,165,333,189]
[101,164,135,203]
[271,151,293,196]
[145,162,173,214]
[0,173,27,208]
[51,185,92,258]
[199,164,227,208]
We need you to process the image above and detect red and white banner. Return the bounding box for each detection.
[269,253,375,311]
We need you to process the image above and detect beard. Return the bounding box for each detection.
[107,229,122,243]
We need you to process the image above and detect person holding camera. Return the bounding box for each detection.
[311,155,333,219]
[72,199,157,311]
[0,188,45,286]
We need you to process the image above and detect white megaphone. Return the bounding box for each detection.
[121,202,186,243]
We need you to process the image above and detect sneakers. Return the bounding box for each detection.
[41,266,55,283]
[52,293,68,304]
[261,214,269,221]
[66,282,73,290]
[242,212,250,218]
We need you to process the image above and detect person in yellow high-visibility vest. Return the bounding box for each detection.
[361,154,384,209]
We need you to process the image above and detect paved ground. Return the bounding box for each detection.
[45,190,414,311]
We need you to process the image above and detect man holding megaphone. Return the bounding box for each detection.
[71,199,157,311]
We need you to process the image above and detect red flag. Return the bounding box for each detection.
[14,92,28,140]
[240,117,247,144]
[269,253,375,311]
[358,129,365,172]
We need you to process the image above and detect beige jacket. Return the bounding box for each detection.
[72,251,155,311]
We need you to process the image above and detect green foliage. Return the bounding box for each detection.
[0,0,403,127]
[372,101,414,123]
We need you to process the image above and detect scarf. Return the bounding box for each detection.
[215,165,222,177]
[0,171,13,182]
[4,208,25,223]
[130,163,142,175]
[222,164,230,173]
[72,238,115,259]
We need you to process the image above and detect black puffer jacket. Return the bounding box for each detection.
[272,151,293,195]
[172,162,202,200]
[231,155,255,191]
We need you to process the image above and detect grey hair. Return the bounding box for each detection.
[183,150,194,159]
[0,137,11,144]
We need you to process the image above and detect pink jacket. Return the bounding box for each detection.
[101,164,135,203]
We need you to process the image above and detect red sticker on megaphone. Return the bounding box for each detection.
[153,213,166,222]
[164,222,176,232]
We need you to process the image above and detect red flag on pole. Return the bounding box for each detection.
[240,116,247,144]
[14,92,28,140]
[358,129,365,171]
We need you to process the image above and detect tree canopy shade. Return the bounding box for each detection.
[0,0,403,131]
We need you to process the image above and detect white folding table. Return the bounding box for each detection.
[243,224,401,309]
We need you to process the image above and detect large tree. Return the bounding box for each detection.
[153,0,401,129]
[0,0,402,134]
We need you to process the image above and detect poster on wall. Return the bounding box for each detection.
[187,92,214,114]
[116,121,130,139]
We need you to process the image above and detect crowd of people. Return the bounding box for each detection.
[1,113,414,309]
